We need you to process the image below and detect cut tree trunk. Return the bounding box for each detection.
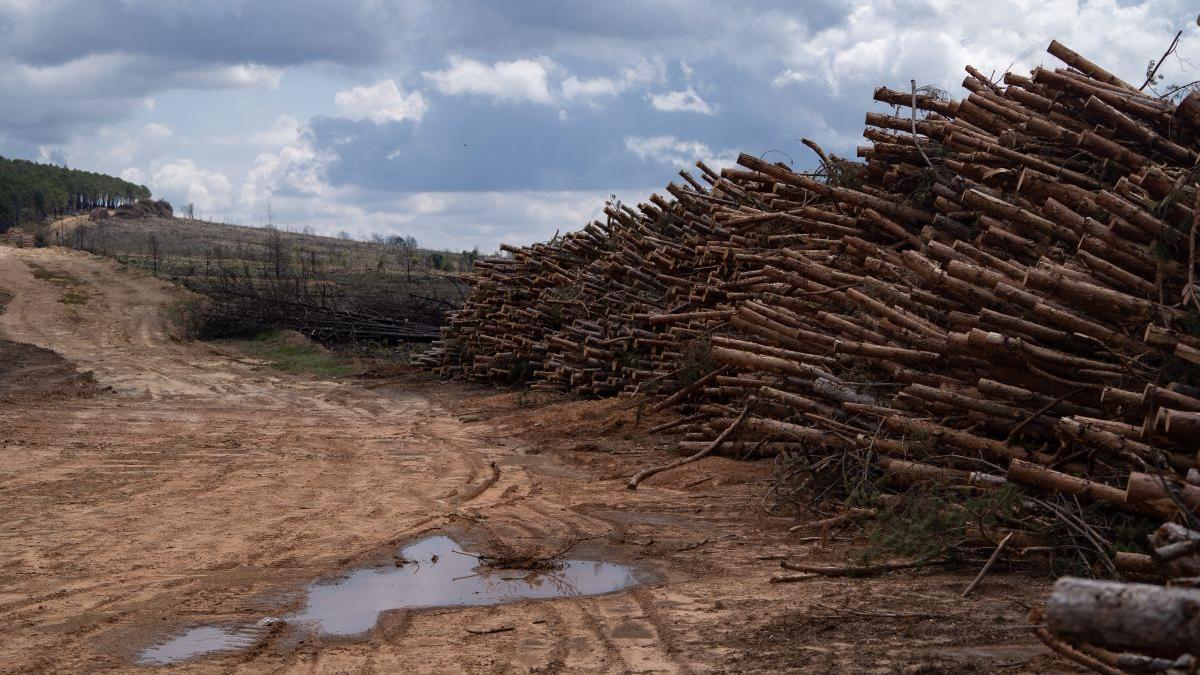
[1046,577,1200,658]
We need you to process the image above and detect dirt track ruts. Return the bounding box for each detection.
[0,246,1064,673]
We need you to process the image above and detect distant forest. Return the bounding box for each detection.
[0,156,151,229]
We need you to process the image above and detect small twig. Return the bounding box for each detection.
[1004,388,1083,444]
[1141,30,1183,91]
[961,532,1014,598]
[769,573,818,583]
[785,284,854,296]
[466,625,515,635]
[1160,79,1200,100]
[800,138,833,177]
[646,365,729,413]
[648,413,704,435]
[1184,186,1199,310]
[779,558,947,578]
[910,79,938,173]
[1030,609,1124,675]
[627,403,752,489]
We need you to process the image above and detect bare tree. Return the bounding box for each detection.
[148,234,160,275]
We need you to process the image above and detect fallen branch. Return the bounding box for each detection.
[779,558,947,578]
[769,572,818,583]
[1032,608,1125,675]
[627,404,751,490]
[961,532,1014,597]
[466,625,515,635]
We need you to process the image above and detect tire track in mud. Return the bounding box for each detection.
[1,246,1044,674]
[0,247,508,672]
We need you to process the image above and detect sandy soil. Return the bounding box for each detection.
[0,246,1072,673]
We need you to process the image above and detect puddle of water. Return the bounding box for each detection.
[293,535,636,636]
[137,626,260,665]
[137,535,637,663]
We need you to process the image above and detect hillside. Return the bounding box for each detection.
[65,214,471,342]
[63,214,476,274]
[0,155,150,228]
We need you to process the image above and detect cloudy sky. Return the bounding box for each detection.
[1,1,1197,251]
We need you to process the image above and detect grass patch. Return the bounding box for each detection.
[58,290,89,305]
[28,262,91,305]
[29,264,80,285]
[223,329,360,377]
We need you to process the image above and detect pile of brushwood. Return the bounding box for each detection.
[421,39,1200,672]
[113,199,173,219]
[183,254,458,343]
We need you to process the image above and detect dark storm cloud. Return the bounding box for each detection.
[0,0,419,67]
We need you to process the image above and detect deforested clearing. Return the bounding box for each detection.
[2,25,1199,675]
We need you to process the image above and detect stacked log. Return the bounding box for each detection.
[1045,521,1200,670]
[2,228,36,248]
[431,38,1199,499]
[422,38,1200,669]
[418,162,787,395]
[420,35,1200,667]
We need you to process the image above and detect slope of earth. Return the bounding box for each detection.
[0,290,97,403]
[0,245,1068,673]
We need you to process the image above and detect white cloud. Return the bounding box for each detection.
[143,122,172,139]
[11,54,283,94]
[176,63,283,90]
[772,0,1198,97]
[262,188,621,252]
[561,75,621,100]
[624,135,735,171]
[119,167,144,184]
[648,87,713,114]
[561,57,664,102]
[0,52,285,142]
[36,145,66,165]
[423,56,554,104]
[237,117,336,224]
[334,79,427,124]
[150,159,233,214]
[249,115,304,147]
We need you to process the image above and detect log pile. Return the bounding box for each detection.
[1044,521,1200,671]
[2,228,36,248]
[422,39,1200,670]
[417,161,775,395]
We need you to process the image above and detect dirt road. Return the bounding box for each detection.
[0,246,1063,673]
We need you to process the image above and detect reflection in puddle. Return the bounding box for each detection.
[137,626,260,665]
[137,535,637,663]
[295,536,635,635]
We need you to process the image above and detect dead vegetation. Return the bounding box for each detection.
[58,216,470,344]
[456,538,588,572]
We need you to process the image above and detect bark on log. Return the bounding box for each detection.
[1047,577,1200,658]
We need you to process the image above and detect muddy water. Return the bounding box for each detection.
[138,535,637,664]
[137,626,265,665]
[294,535,636,635]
